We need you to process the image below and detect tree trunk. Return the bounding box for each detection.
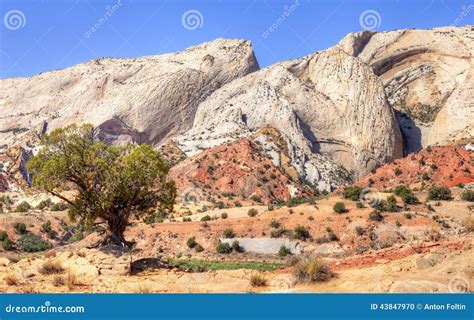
[102,217,132,248]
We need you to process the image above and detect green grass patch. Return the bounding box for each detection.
[168,259,280,272]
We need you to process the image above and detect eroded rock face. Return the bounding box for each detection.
[175,46,403,189]
[338,26,474,153]
[0,39,259,147]
[0,146,31,191]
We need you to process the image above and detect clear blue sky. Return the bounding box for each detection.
[0,0,472,78]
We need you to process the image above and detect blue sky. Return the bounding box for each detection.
[0,0,472,78]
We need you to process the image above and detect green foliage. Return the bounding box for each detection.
[247,208,258,217]
[220,212,228,219]
[13,222,27,235]
[394,185,418,204]
[50,202,70,211]
[27,124,176,247]
[250,195,262,203]
[194,244,204,253]
[355,226,365,236]
[333,202,347,214]
[460,189,474,202]
[168,259,280,272]
[368,210,384,222]
[41,220,56,239]
[0,230,8,241]
[223,228,235,239]
[2,238,14,251]
[278,245,291,257]
[394,167,402,176]
[342,186,362,201]
[187,236,197,249]
[37,199,52,210]
[216,241,231,254]
[200,215,211,221]
[1,195,13,206]
[15,201,31,213]
[17,233,52,252]
[287,197,307,207]
[385,195,399,212]
[294,225,310,240]
[428,186,452,201]
[231,240,243,252]
[270,219,281,229]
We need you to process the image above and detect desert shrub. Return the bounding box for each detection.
[215,201,225,209]
[355,245,368,254]
[186,236,197,249]
[404,213,413,219]
[368,210,384,222]
[2,238,14,251]
[216,241,231,254]
[394,167,402,176]
[194,244,204,253]
[41,220,56,239]
[333,202,347,214]
[182,217,191,222]
[270,219,281,229]
[68,228,84,243]
[39,260,64,275]
[355,226,365,236]
[247,208,258,217]
[200,215,211,222]
[460,189,474,202]
[327,231,339,242]
[50,202,70,211]
[287,197,307,207]
[17,233,51,252]
[342,186,362,201]
[1,195,13,206]
[250,195,262,203]
[223,228,235,239]
[0,230,8,241]
[15,201,31,213]
[231,240,243,252]
[270,228,290,238]
[278,245,292,257]
[293,256,333,283]
[13,222,27,235]
[385,195,398,212]
[220,212,228,219]
[294,225,310,240]
[249,273,267,287]
[234,201,242,207]
[394,185,418,204]
[428,186,452,201]
[36,199,52,210]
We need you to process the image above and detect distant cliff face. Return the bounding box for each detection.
[175,45,403,190]
[338,26,474,153]
[0,27,472,193]
[0,39,259,148]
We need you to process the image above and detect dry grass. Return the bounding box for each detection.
[52,275,65,287]
[4,273,19,286]
[463,215,474,232]
[135,284,155,293]
[66,270,78,290]
[39,260,65,275]
[249,273,267,287]
[293,256,333,283]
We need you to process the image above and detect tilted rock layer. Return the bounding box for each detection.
[338,26,474,153]
[0,39,259,147]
